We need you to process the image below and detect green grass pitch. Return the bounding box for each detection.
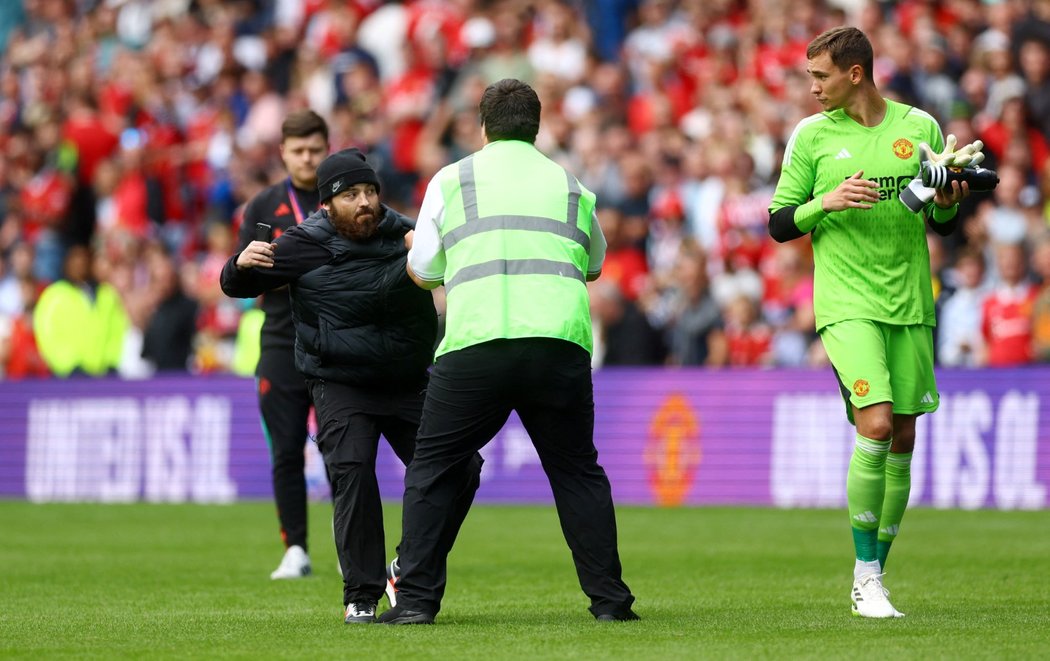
[2,502,1048,659]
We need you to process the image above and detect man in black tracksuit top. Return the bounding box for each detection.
[221,148,481,624]
[237,111,328,580]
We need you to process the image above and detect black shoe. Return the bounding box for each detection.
[595,609,640,622]
[376,605,435,625]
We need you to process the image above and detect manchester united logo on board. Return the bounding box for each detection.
[893,138,914,160]
[644,393,701,507]
[853,379,870,397]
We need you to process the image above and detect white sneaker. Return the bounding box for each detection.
[270,545,312,580]
[851,573,904,618]
[344,601,377,624]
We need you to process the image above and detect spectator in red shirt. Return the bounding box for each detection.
[980,95,1050,177]
[723,294,772,367]
[107,130,155,239]
[1,278,49,378]
[981,241,1038,366]
[195,221,241,345]
[594,205,648,301]
[763,242,816,367]
[61,92,119,188]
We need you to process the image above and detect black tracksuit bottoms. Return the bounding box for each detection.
[257,349,314,550]
[396,337,636,618]
[308,377,480,606]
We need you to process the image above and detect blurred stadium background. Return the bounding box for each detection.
[0,0,1046,509]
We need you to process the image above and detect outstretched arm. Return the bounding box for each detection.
[220,230,328,298]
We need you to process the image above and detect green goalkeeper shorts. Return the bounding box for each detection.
[819,319,939,424]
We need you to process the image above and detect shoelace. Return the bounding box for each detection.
[856,572,902,617]
[348,602,374,615]
[857,572,892,600]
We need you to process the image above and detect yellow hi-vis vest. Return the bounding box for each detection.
[33,280,128,376]
[435,140,596,357]
[231,307,264,376]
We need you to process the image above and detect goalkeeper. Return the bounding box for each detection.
[767,27,973,619]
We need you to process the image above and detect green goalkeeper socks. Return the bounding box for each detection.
[877,451,913,570]
[847,434,891,563]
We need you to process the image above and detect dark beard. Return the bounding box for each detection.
[330,206,380,241]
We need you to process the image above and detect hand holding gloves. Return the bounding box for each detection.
[899,134,987,212]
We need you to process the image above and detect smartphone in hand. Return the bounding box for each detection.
[255,222,273,242]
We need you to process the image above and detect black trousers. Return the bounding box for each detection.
[397,338,635,617]
[308,377,481,605]
[257,349,314,551]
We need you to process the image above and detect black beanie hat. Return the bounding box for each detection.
[316,148,381,201]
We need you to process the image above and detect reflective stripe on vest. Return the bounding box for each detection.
[436,141,595,356]
[456,154,582,227]
[442,154,589,293]
[446,258,585,291]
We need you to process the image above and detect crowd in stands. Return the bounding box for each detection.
[1,0,1049,379]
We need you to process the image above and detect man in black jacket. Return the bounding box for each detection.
[238,110,327,580]
[221,148,481,624]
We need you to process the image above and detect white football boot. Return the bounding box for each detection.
[851,573,904,618]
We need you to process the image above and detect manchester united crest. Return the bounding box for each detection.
[893,138,914,160]
[644,393,701,507]
[853,379,870,397]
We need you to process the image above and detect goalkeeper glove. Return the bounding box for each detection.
[900,135,986,211]
[918,135,985,168]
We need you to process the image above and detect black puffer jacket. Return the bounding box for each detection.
[220,204,436,390]
[291,208,436,388]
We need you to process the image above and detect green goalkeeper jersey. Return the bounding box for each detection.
[769,99,944,331]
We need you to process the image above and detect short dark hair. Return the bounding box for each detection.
[479,79,541,144]
[281,109,329,142]
[807,26,874,83]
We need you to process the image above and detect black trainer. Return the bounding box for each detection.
[376,605,435,625]
[344,601,377,624]
[595,609,641,622]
